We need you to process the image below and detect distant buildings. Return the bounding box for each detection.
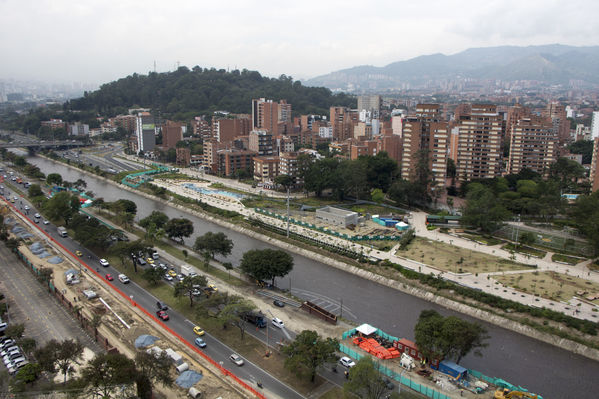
[136,112,156,154]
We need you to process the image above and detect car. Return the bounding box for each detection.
[6,356,25,367]
[137,257,147,265]
[177,274,184,282]
[158,262,167,269]
[194,338,206,348]
[105,274,114,281]
[157,301,168,311]
[339,356,356,368]
[188,271,198,278]
[156,310,169,321]
[164,274,173,281]
[1,346,19,357]
[193,326,205,336]
[229,354,244,366]
[152,252,159,259]
[3,353,22,365]
[118,274,130,284]
[207,283,218,292]
[0,339,15,349]
[191,288,202,296]
[75,250,83,257]
[43,219,49,225]
[146,257,154,264]
[99,259,110,267]
[8,360,28,375]
[273,300,285,307]
[24,205,30,211]
[271,317,285,329]
[168,269,177,277]
[34,213,40,218]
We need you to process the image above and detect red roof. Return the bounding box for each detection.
[398,338,418,349]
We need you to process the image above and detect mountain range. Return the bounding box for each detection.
[303,44,599,92]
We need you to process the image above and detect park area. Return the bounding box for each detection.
[494,271,599,305]
[396,238,534,274]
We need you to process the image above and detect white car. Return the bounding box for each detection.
[229,354,244,366]
[164,274,173,281]
[99,259,110,267]
[118,274,130,284]
[43,219,49,225]
[271,317,285,329]
[339,356,356,368]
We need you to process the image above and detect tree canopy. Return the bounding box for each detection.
[281,330,339,382]
[164,218,194,242]
[344,357,389,399]
[193,232,234,260]
[240,248,293,287]
[414,310,489,363]
[66,67,355,119]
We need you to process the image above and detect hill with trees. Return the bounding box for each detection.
[67,67,356,119]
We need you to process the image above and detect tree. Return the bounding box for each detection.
[164,218,194,242]
[572,191,599,255]
[240,248,293,287]
[134,351,174,399]
[174,275,208,307]
[28,184,43,198]
[193,232,233,260]
[223,261,234,279]
[35,339,84,384]
[139,210,169,230]
[281,330,339,382]
[74,178,87,190]
[43,191,78,224]
[344,357,388,399]
[275,174,294,191]
[81,352,137,399]
[142,266,164,285]
[461,183,511,233]
[4,323,25,340]
[549,157,585,191]
[113,199,137,215]
[370,188,385,204]
[217,298,256,340]
[46,173,62,186]
[414,310,489,364]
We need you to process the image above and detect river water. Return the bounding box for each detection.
[27,155,599,398]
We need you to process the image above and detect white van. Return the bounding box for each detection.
[118,274,130,284]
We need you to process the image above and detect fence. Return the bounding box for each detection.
[339,344,451,399]
[494,224,592,257]
[255,207,404,241]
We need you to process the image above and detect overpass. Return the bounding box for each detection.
[0,141,88,149]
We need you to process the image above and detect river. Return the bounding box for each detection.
[27,155,599,398]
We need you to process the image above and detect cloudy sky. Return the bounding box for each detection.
[1,0,598,85]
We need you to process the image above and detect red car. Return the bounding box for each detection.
[156,310,169,321]
[105,273,113,281]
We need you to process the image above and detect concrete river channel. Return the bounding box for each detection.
[26,155,599,398]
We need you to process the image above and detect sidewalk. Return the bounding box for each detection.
[114,153,599,322]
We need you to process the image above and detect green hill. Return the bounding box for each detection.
[68,67,355,118]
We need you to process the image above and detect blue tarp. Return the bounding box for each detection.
[176,370,203,388]
[134,334,159,348]
[438,360,468,380]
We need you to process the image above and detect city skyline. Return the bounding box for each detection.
[1,0,598,85]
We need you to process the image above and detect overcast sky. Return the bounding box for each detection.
[1,0,598,85]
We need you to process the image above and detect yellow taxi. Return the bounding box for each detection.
[75,250,83,257]
[146,257,155,264]
[193,326,205,336]
[168,269,177,277]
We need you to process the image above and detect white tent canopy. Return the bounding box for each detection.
[356,323,378,336]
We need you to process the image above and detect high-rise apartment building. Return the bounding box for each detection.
[330,106,358,141]
[136,112,156,154]
[162,121,184,150]
[456,104,503,181]
[212,115,251,144]
[590,137,599,192]
[507,115,557,177]
[252,98,292,134]
[357,95,381,119]
[400,104,449,189]
[544,101,570,145]
[591,111,599,139]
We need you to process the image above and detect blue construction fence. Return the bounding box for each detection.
[254,208,403,241]
[339,344,451,399]
[122,163,171,188]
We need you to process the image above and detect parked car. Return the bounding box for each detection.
[271,317,285,329]
[229,354,244,366]
[194,338,206,348]
[273,300,285,307]
[339,356,356,368]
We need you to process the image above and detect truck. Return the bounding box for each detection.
[242,311,267,328]
[57,226,68,237]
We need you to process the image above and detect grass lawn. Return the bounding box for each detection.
[349,203,404,216]
[460,233,503,246]
[502,243,547,258]
[320,386,426,399]
[495,271,599,304]
[396,238,533,274]
[551,253,585,265]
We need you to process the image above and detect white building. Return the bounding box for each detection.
[318,126,333,139]
[592,111,599,139]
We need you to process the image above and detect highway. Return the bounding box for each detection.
[0,175,306,399]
